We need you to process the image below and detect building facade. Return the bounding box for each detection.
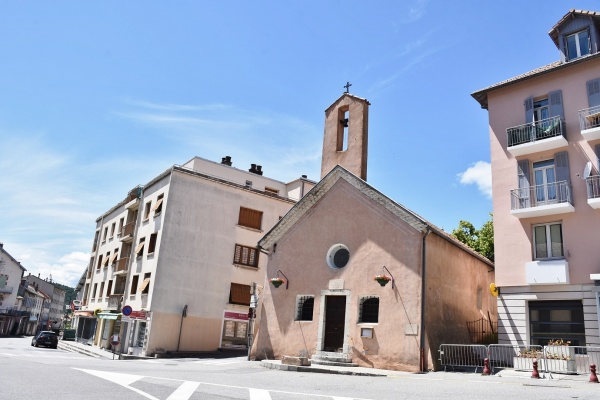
[472,10,600,347]
[250,93,496,372]
[0,243,27,335]
[75,156,314,356]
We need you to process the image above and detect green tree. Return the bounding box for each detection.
[451,213,494,262]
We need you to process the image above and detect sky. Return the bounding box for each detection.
[1,1,598,288]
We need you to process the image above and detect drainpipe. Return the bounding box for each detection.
[420,227,431,372]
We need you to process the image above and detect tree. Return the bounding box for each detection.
[451,213,494,262]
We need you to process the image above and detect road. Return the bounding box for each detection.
[1,337,599,400]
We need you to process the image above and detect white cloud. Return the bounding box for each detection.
[404,0,428,23]
[458,161,492,198]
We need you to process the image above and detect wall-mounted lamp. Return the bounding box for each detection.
[270,269,289,289]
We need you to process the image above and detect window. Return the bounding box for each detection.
[92,230,100,252]
[359,296,379,323]
[92,283,98,299]
[152,194,164,216]
[103,252,110,268]
[533,222,563,259]
[135,237,145,258]
[529,300,585,346]
[106,280,113,296]
[238,207,263,230]
[102,227,108,242]
[264,187,279,196]
[130,275,139,295]
[326,244,350,269]
[117,218,124,237]
[140,273,151,294]
[229,283,251,305]
[296,296,314,321]
[110,249,119,265]
[533,160,557,205]
[110,222,116,239]
[533,98,549,123]
[96,255,103,270]
[148,233,158,254]
[565,29,590,61]
[143,201,151,220]
[99,282,105,299]
[233,244,259,267]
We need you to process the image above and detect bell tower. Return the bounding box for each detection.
[320,88,370,180]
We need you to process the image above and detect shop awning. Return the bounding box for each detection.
[97,312,121,320]
[73,311,94,317]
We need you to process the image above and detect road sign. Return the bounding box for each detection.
[122,305,132,316]
[110,334,120,346]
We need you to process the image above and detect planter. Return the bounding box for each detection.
[375,279,390,287]
[271,280,284,288]
[546,345,575,360]
[513,357,545,371]
[545,358,577,373]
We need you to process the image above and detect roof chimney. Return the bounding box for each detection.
[249,164,263,175]
[255,165,263,176]
[301,175,307,179]
[221,156,232,166]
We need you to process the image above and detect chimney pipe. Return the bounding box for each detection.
[256,165,263,176]
[301,175,307,179]
[221,156,232,166]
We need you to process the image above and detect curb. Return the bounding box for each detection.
[260,361,387,377]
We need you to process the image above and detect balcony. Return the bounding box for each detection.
[579,105,600,140]
[586,176,600,209]
[108,294,123,310]
[125,185,143,210]
[506,116,567,156]
[526,259,569,285]
[115,257,130,274]
[510,181,574,218]
[120,222,135,242]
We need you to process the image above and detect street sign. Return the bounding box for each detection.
[110,334,120,346]
[122,305,133,316]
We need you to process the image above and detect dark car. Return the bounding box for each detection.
[31,331,58,349]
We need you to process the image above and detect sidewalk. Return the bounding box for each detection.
[58,340,117,360]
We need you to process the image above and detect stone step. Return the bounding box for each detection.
[310,358,358,367]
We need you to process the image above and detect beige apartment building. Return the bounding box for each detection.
[74,156,314,356]
[473,9,600,347]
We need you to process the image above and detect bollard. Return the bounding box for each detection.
[590,364,599,383]
[531,360,540,379]
[482,357,491,375]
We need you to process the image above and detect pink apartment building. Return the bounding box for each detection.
[472,9,600,347]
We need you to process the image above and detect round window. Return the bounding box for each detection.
[326,244,350,270]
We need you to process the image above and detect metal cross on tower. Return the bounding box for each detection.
[344,82,352,93]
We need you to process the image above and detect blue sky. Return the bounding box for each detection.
[1,1,597,287]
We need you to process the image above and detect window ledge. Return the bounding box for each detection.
[153,212,162,218]
[357,322,378,326]
[294,319,313,322]
[147,252,155,258]
[236,225,263,233]
[142,218,149,223]
[233,263,259,270]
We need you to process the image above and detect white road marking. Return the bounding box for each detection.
[0,353,16,356]
[74,368,159,400]
[166,381,201,400]
[249,388,272,400]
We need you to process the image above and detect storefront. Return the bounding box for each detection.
[220,311,248,349]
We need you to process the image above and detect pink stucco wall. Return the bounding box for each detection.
[488,58,600,286]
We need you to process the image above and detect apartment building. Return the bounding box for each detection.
[0,243,27,335]
[24,274,65,331]
[472,9,600,347]
[75,156,314,356]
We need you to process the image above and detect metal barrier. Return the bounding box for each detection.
[440,343,600,376]
[488,344,543,374]
[438,344,488,372]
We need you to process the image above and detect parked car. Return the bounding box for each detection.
[31,331,58,349]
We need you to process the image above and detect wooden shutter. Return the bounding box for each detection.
[588,78,600,108]
[229,283,251,305]
[517,159,530,208]
[548,90,564,119]
[555,151,570,183]
[238,207,263,230]
[524,96,534,123]
[596,144,600,171]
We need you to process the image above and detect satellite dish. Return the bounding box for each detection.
[489,283,499,297]
[584,161,592,179]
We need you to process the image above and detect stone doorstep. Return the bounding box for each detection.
[282,356,311,366]
[310,359,359,367]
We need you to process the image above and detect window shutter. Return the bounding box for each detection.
[554,151,570,183]
[517,159,530,208]
[587,78,600,108]
[524,96,534,123]
[596,144,600,171]
[548,90,564,119]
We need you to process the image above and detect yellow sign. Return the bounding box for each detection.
[94,308,103,317]
[489,283,499,297]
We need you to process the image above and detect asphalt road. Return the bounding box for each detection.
[1,337,599,400]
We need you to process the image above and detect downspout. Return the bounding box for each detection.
[420,227,431,372]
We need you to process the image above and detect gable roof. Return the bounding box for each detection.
[324,92,371,113]
[258,165,493,267]
[0,245,26,272]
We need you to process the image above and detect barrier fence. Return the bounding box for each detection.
[439,344,600,375]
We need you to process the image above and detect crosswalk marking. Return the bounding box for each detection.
[167,381,201,400]
[249,388,271,400]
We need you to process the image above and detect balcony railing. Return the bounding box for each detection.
[586,176,600,209]
[108,295,123,309]
[120,222,135,241]
[125,185,143,203]
[510,181,574,218]
[115,257,130,273]
[506,116,566,156]
[579,105,600,140]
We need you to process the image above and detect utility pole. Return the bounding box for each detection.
[247,282,257,361]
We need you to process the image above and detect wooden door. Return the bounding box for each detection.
[323,296,346,352]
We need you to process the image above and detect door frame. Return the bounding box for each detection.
[316,289,351,353]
